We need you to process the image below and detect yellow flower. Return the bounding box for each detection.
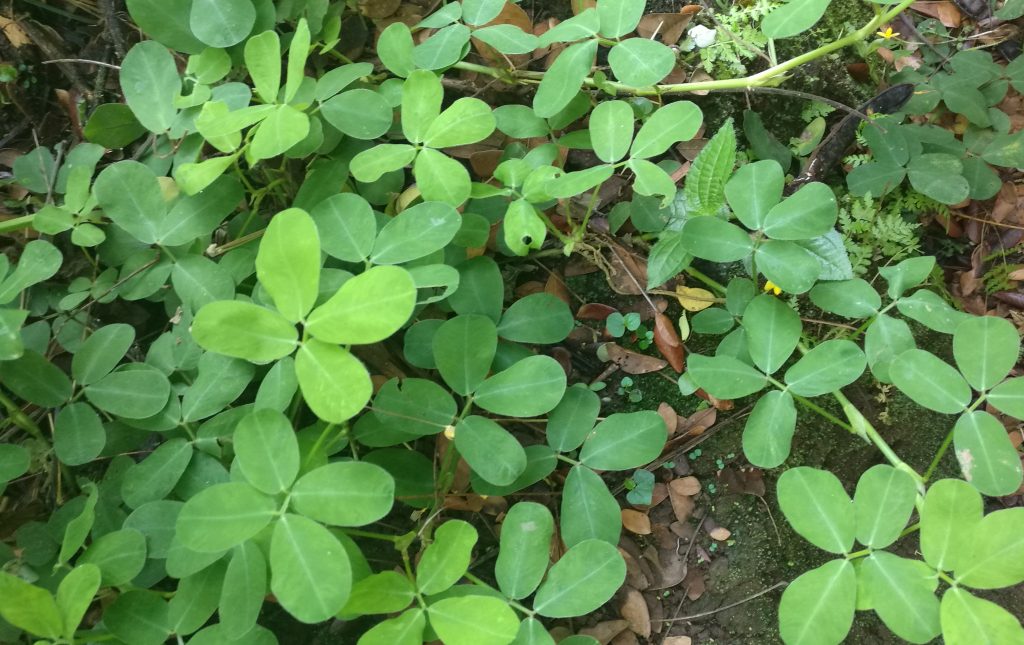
[876,26,899,40]
[763,280,782,296]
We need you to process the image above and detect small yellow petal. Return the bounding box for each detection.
[443,425,456,440]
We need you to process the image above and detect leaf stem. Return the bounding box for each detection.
[0,387,46,442]
[0,214,36,235]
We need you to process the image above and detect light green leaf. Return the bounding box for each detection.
[778,559,856,645]
[234,408,300,494]
[343,571,415,616]
[320,89,393,139]
[579,411,666,470]
[121,437,193,508]
[496,502,554,600]
[546,164,614,199]
[350,144,418,183]
[687,353,767,399]
[889,348,971,414]
[92,160,165,244]
[777,467,855,554]
[589,100,633,163]
[646,230,691,289]
[472,24,539,54]
[244,31,281,103]
[741,293,801,374]
[284,18,310,103]
[763,182,837,240]
[920,478,982,572]
[412,23,471,70]
[762,0,831,39]
[956,507,1024,589]
[852,465,917,549]
[58,484,98,566]
[270,513,352,623]
[533,539,626,618]
[414,147,472,206]
[256,208,320,322]
[401,70,442,143]
[428,596,520,645]
[378,22,415,77]
[291,461,395,526]
[864,313,916,383]
[953,315,1019,392]
[940,588,1024,645]
[954,411,1024,497]
[189,0,254,48]
[192,300,298,363]
[294,339,372,423]
[219,542,267,638]
[306,266,415,344]
[120,41,180,133]
[597,0,645,37]
[72,324,134,386]
[432,314,498,395]
[78,528,147,586]
[630,100,703,159]
[309,193,376,262]
[534,39,598,118]
[250,105,310,160]
[455,415,528,486]
[629,158,677,204]
[684,118,735,215]
[473,355,567,416]
[424,98,495,148]
[316,63,375,101]
[0,572,63,639]
[560,465,620,547]
[608,38,674,87]
[372,201,461,265]
[417,520,477,595]
[176,482,277,553]
[879,256,935,299]
[56,564,101,639]
[783,339,866,397]
[503,198,547,256]
[742,390,797,468]
[680,216,754,262]
[358,608,425,645]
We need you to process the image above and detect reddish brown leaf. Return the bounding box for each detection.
[577,302,618,321]
[545,271,572,307]
[654,313,685,372]
[598,342,668,374]
[657,402,679,438]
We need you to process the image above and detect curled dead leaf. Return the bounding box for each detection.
[654,312,685,373]
[598,342,668,374]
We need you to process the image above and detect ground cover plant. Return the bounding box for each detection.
[2,0,1024,643]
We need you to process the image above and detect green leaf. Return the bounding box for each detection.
[84,103,147,148]
[889,349,971,414]
[295,339,372,423]
[533,539,626,618]
[78,528,147,586]
[783,339,865,397]
[809,279,880,319]
[847,160,906,197]
[462,0,505,25]
[432,314,498,395]
[413,23,471,70]
[291,461,394,526]
[777,467,855,554]
[359,608,425,645]
[493,105,550,138]
[0,308,26,361]
[58,484,98,566]
[424,98,495,148]
[125,0,204,53]
[316,63,374,101]
[189,0,254,47]
[250,105,310,160]
[121,437,193,508]
[953,411,1024,497]
[120,41,180,133]
[597,0,645,37]
[372,202,461,265]
[56,564,101,639]
[219,542,267,637]
[306,266,416,345]
[742,390,797,468]
[920,478,982,572]
[428,596,520,645]
[940,588,1024,645]
[631,101,702,159]
[417,520,477,595]
[534,40,599,118]
[256,208,320,322]
[778,559,856,645]
[472,25,539,54]
[344,571,415,616]
[608,38,674,87]
[176,482,276,552]
[546,384,600,452]
[741,293,801,375]
[762,0,831,39]
[378,22,415,77]
[168,560,226,635]
[680,216,754,262]
[754,240,821,294]
[560,465,620,547]
[762,182,837,240]
[309,193,376,262]
[538,9,599,46]
[590,100,633,163]
[495,502,554,600]
[85,364,170,419]
[685,119,735,215]
[497,293,574,344]
[401,70,442,143]
[0,349,71,406]
[92,160,165,244]
[852,465,917,549]
[879,256,934,299]
[414,147,472,206]
[449,256,504,322]
[956,507,1024,588]
[371,378,456,439]
[192,301,298,363]
[864,314,915,383]
[0,240,61,304]
[320,89,393,139]
[579,411,666,470]
[0,572,63,639]
[687,353,767,399]
[546,164,614,199]
[645,231,691,289]
[953,315,1019,392]
[284,18,310,104]
[988,376,1024,419]
[171,255,235,314]
[244,31,281,103]
[896,289,971,334]
[270,514,353,623]
[628,158,677,205]
[503,198,547,256]
[742,111,792,171]
[234,409,300,494]
[907,153,970,204]
[52,403,105,466]
[474,355,567,416]
[124,500,181,559]
[350,144,418,184]
[182,353,253,422]
[455,415,527,486]
[104,590,170,645]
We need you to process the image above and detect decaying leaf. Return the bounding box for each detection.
[636,7,701,45]
[683,568,706,601]
[545,270,573,306]
[619,587,652,638]
[577,302,618,321]
[667,482,695,522]
[654,313,685,373]
[606,243,649,295]
[663,637,694,645]
[598,342,669,374]
[580,620,629,644]
[622,508,653,535]
[703,516,732,541]
[359,0,400,19]
[677,407,717,436]
[671,476,701,496]
[675,285,716,311]
[657,402,678,437]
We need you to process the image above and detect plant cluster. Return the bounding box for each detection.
[1,0,1023,643]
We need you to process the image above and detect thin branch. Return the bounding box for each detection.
[657,581,789,622]
[43,58,121,70]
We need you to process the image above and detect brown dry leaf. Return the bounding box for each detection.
[577,302,618,321]
[0,16,30,47]
[653,313,685,373]
[651,482,669,507]
[444,494,484,512]
[572,0,598,13]
[911,1,962,27]
[471,2,533,67]
[675,285,716,311]
[636,8,699,44]
[599,342,669,374]
[703,517,732,541]
[619,587,652,638]
[545,271,572,307]
[669,520,695,540]
[683,568,706,601]
[676,138,708,161]
[515,281,546,298]
[359,0,400,19]
[606,243,649,295]
[622,509,653,535]
[610,630,640,645]
[619,544,651,589]
[468,149,502,177]
[677,407,717,436]
[719,466,766,497]
[657,403,679,438]
[671,476,701,496]
[663,638,693,645]
[580,620,629,644]
[647,542,688,590]
[667,485,695,523]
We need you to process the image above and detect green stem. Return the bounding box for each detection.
[463,572,536,617]
[923,428,955,482]
[0,214,36,235]
[791,393,854,433]
[342,528,399,542]
[0,387,46,442]
[684,266,727,294]
[302,423,338,471]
